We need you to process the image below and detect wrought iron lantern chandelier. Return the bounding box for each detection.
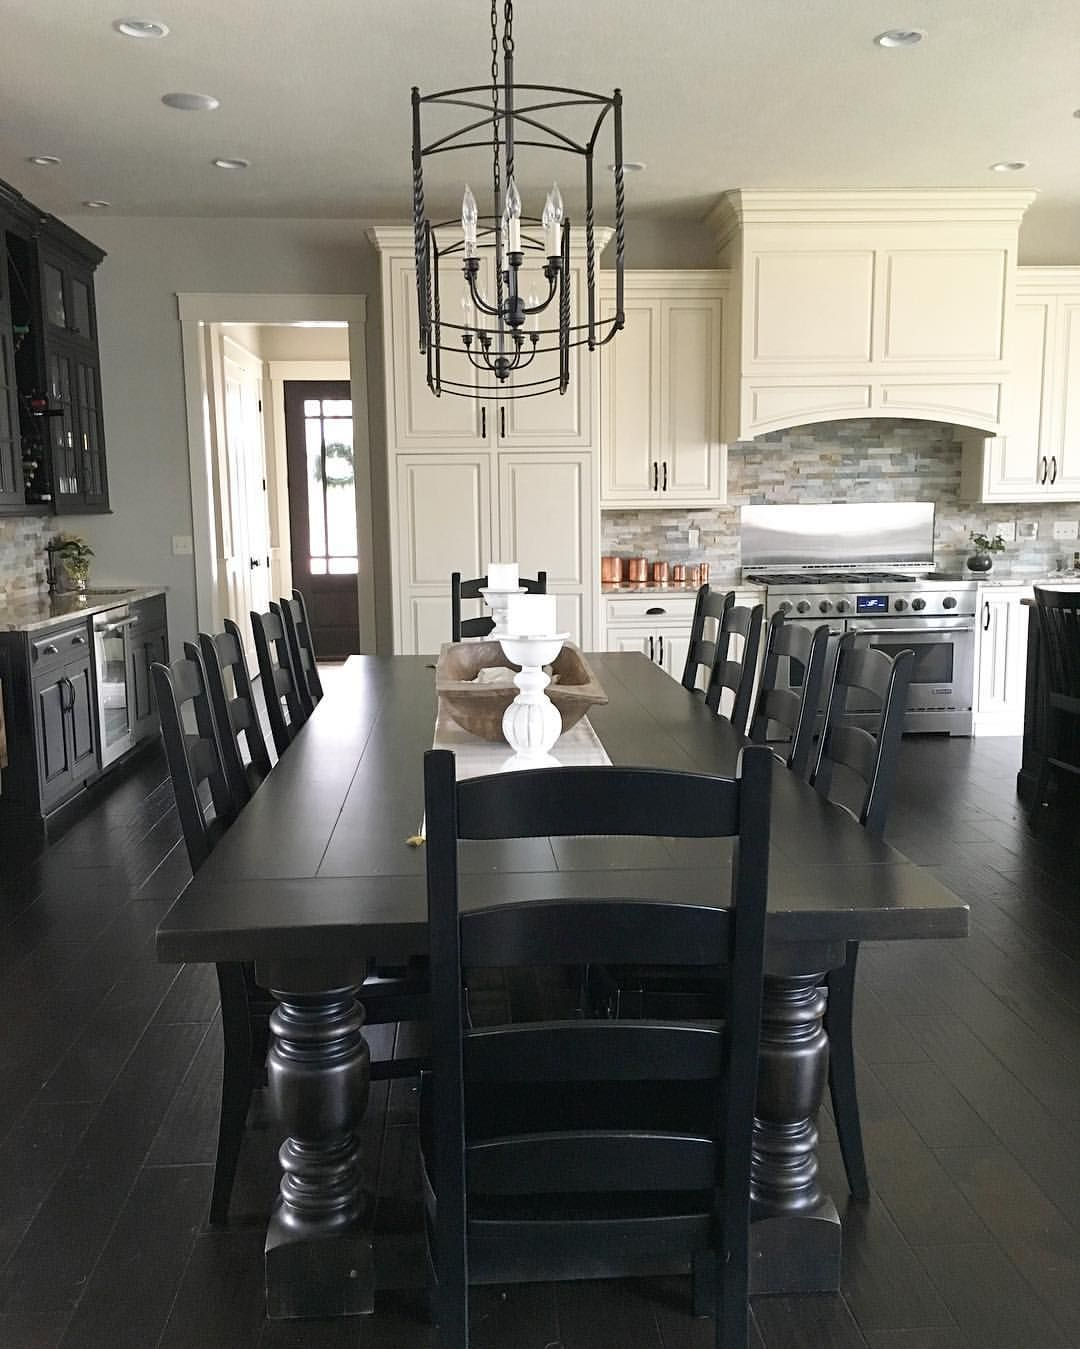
[411,0,625,399]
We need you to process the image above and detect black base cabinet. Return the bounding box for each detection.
[0,593,167,833]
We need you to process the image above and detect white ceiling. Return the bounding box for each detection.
[2,0,1079,260]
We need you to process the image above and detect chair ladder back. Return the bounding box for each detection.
[1035,586,1080,708]
[810,633,914,838]
[199,624,272,808]
[680,585,735,693]
[291,589,325,700]
[279,597,316,716]
[705,603,765,735]
[450,570,548,642]
[152,648,235,872]
[251,607,308,756]
[750,617,831,777]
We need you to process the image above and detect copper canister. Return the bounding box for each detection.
[671,564,686,585]
[627,557,648,583]
[699,562,710,585]
[687,565,701,588]
[601,555,623,584]
[650,561,669,585]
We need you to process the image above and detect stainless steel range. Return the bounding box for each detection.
[741,503,976,736]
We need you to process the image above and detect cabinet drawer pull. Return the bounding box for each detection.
[983,600,991,632]
[40,643,59,656]
[648,635,654,661]
[481,406,486,439]
[500,406,506,438]
[70,633,87,645]
[658,633,664,664]
[1051,455,1058,485]
[645,606,666,615]
[652,461,658,491]
[662,461,668,491]
[1041,456,1049,484]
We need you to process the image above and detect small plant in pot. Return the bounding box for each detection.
[967,530,1006,574]
[52,534,95,592]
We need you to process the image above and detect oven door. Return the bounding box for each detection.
[845,617,975,733]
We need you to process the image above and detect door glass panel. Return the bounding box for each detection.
[43,264,66,329]
[873,640,954,684]
[101,630,131,746]
[302,398,357,575]
[70,278,92,338]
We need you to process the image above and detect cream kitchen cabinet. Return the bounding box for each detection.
[711,189,1034,442]
[961,271,1080,502]
[973,583,1031,735]
[599,273,727,508]
[371,227,601,452]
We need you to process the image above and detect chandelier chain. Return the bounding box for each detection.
[490,0,503,317]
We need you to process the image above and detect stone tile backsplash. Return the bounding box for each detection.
[601,420,1080,581]
[0,517,51,605]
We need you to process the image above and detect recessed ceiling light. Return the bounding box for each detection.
[874,28,926,47]
[27,155,61,166]
[1073,108,1080,118]
[114,18,169,38]
[82,200,112,209]
[212,157,250,170]
[607,161,646,172]
[161,92,220,112]
[989,160,1028,172]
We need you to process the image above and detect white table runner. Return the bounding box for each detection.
[408,711,611,843]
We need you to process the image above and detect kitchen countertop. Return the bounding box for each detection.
[602,579,760,595]
[0,587,167,634]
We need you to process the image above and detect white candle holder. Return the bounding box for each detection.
[498,633,569,760]
[479,586,525,638]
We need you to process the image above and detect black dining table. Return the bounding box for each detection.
[156,652,969,1320]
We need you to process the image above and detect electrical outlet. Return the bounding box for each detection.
[1052,520,1079,541]
[171,534,194,556]
[688,527,700,549]
[1017,520,1039,541]
[992,521,1017,543]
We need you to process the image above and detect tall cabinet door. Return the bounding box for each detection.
[1053,301,1080,495]
[660,297,724,503]
[394,454,493,653]
[600,293,661,502]
[387,256,488,449]
[74,357,108,509]
[46,346,80,507]
[497,451,596,648]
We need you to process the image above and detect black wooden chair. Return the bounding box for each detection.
[1029,585,1080,821]
[681,585,735,694]
[421,747,774,1349]
[450,571,547,642]
[152,647,265,1226]
[809,632,914,1200]
[251,605,309,756]
[706,602,765,736]
[199,620,273,808]
[279,589,325,715]
[749,613,830,779]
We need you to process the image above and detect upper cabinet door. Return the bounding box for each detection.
[497,262,595,447]
[1052,301,1080,496]
[600,293,661,502]
[387,255,488,449]
[660,297,724,503]
[0,318,23,509]
[39,250,96,347]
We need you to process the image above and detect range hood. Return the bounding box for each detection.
[710,189,1036,442]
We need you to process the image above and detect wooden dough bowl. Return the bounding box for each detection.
[435,640,608,741]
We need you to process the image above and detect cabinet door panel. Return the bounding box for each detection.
[396,455,492,588]
[499,265,592,446]
[662,299,722,501]
[47,347,80,505]
[882,250,1006,362]
[976,591,1028,729]
[74,358,107,508]
[600,296,659,502]
[661,631,691,684]
[751,250,874,363]
[1054,302,1080,494]
[609,630,655,660]
[66,658,97,773]
[0,321,22,507]
[389,257,486,447]
[35,675,71,789]
[406,595,456,656]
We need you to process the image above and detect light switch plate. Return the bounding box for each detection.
[1052,520,1079,541]
[1017,520,1039,541]
[992,520,1017,543]
[688,527,700,549]
[171,534,194,556]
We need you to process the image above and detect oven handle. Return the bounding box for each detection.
[846,623,975,636]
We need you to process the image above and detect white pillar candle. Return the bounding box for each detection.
[506,592,558,637]
[487,561,519,591]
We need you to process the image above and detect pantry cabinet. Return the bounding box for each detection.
[961,271,1080,502]
[599,273,727,508]
[973,583,1031,735]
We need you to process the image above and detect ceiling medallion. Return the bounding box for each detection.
[410,0,625,399]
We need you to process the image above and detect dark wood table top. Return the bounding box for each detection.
[156,653,968,967]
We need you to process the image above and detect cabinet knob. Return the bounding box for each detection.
[70,633,87,645]
[645,606,666,615]
[41,643,59,656]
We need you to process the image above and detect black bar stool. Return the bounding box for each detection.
[199,619,273,808]
[749,612,830,778]
[251,605,309,755]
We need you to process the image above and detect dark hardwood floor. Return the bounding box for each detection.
[0,721,1078,1348]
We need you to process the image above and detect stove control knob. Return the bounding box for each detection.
[796,600,811,614]
[835,599,850,614]
[777,601,793,615]
[894,598,908,612]
[819,600,832,614]
[943,596,957,610]
[912,597,927,611]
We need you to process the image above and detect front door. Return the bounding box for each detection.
[284,381,360,658]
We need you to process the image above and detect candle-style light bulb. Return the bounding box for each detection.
[462,184,478,257]
[505,175,522,253]
[547,182,564,255]
[526,289,540,333]
[460,292,476,334]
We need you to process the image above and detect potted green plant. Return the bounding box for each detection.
[52,534,95,592]
[967,530,1006,574]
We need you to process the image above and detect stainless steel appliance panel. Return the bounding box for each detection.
[93,606,136,767]
[741,503,936,571]
[845,616,975,736]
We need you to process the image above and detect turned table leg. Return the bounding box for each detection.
[263,982,375,1319]
[750,963,842,1294]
